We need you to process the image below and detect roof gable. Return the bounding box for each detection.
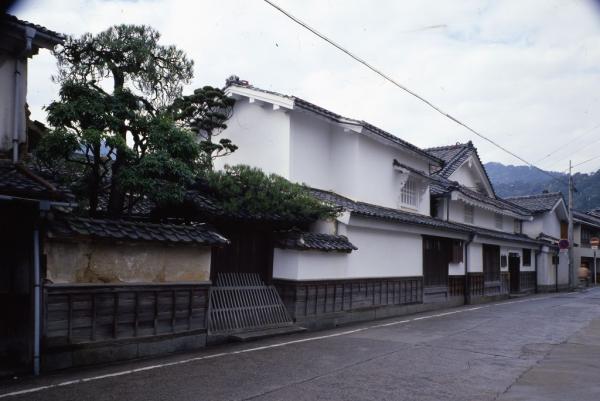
[505,192,566,218]
[426,142,495,197]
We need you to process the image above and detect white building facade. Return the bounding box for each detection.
[218,78,547,327]
[506,192,570,291]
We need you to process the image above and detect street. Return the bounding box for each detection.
[2,289,600,401]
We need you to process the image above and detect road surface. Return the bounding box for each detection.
[2,289,600,401]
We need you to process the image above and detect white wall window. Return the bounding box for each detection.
[514,219,522,234]
[494,213,503,229]
[464,204,474,224]
[400,177,418,208]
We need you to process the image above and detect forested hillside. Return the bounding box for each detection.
[485,162,600,211]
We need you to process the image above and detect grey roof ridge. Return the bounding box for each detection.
[423,141,473,152]
[309,187,472,233]
[429,175,531,217]
[456,185,532,217]
[226,83,442,164]
[450,221,544,245]
[504,192,564,200]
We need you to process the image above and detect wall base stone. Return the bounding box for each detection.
[43,331,207,371]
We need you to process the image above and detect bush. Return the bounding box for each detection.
[203,165,339,221]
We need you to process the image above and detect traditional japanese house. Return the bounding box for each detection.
[425,142,542,298]
[505,192,569,292]
[572,210,600,284]
[214,78,492,330]
[0,14,65,376]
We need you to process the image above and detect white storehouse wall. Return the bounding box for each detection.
[214,101,291,177]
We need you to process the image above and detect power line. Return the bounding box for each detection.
[535,123,600,165]
[549,133,600,172]
[565,154,600,173]
[262,0,569,186]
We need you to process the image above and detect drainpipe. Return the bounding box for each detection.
[555,250,559,292]
[464,233,475,305]
[12,27,37,163]
[32,226,41,375]
[33,200,49,376]
[534,248,539,293]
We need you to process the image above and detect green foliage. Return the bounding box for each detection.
[119,117,200,204]
[37,24,201,216]
[486,162,600,211]
[204,165,340,221]
[54,24,194,106]
[169,86,236,167]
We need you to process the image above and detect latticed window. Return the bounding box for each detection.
[400,178,418,208]
[464,204,474,224]
[494,213,503,229]
[514,219,522,234]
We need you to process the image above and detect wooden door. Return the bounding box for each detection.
[423,236,450,287]
[210,226,274,283]
[482,244,500,282]
[509,253,520,293]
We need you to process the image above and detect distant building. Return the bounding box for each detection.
[505,192,570,291]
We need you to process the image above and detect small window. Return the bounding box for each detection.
[523,249,531,266]
[514,219,522,234]
[450,240,463,264]
[400,178,418,208]
[582,227,591,245]
[494,213,503,229]
[501,255,507,268]
[464,204,474,224]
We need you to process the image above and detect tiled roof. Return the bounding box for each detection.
[430,175,531,217]
[0,160,71,201]
[226,82,441,164]
[96,194,157,217]
[309,188,472,234]
[425,141,496,197]
[49,217,229,246]
[2,14,64,42]
[586,209,600,219]
[426,142,472,178]
[537,233,560,246]
[275,231,357,252]
[392,159,433,181]
[450,222,544,246]
[504,192,564,214]
[573,210,600,228]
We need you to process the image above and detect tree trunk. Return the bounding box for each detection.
[107,71,127,217]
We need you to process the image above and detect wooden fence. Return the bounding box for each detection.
[43,283,210,348]
[274,276,423,321]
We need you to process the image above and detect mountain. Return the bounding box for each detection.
[484,162,600,211]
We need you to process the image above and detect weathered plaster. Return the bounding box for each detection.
[45,240,211,284]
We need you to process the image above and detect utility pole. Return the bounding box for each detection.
[568,160,576,289]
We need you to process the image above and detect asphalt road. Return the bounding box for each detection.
[2,289,600,401]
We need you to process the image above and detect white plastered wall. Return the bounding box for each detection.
[214,100,291,177]
[0,53,28,151]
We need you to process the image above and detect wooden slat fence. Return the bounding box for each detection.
[274,276,423,321]
[43,283,210,348]
[448,276,465,297]
[519,271,536,292]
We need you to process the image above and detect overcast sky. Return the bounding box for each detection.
[10,0,600,173]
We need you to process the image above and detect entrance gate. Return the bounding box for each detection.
[207,273,297,337]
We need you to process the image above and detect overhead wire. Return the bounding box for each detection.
[262,0,570,186]
[535,123,600,165]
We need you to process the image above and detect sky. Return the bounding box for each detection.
[10,0,600,174]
